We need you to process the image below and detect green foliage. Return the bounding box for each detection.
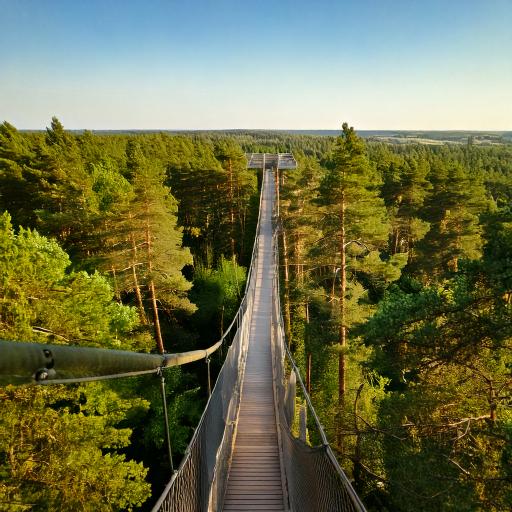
[359,246,511,509]
[166,136,258,265]
[0,213,154,509]
[190,257,247,343]
[318,123,389,247]
[214,139,258,259]
[34,118,99,257]
[139,368,203,455]
[0,122,39,229]
[90,159,133,213]
[414,159,489,278]
[0,119,260,509]
[0,212,144,350]
[276,127,512,510]
[314,123,405,312]
[0,385,151,511]
[129,147,195,315]
[378,150,431,261]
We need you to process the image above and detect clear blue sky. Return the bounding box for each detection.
[1,0,511,130]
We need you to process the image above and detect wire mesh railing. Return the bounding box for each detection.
[271,178,367,512]
[152,294,253,511]
[151,170,267,512]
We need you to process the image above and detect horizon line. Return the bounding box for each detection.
[14,127,512,133]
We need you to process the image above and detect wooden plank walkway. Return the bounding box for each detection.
[222,171,287,511]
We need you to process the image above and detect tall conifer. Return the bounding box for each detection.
[317,123,398,446]
[101,144,195,352]
[415,159,488,278]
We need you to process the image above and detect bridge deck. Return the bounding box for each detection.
[222,171,286,511]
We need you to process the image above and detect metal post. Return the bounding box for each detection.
[275,166,280,218]
[299,403,308,443]
[263,154,267,221]
[158,369,174,472]
[206,356,212,397]
[332,267,341,305]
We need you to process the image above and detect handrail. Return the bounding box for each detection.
[274,253,366,510]
[0,339,228,386]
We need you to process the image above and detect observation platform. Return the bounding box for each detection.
[246,153,297,170]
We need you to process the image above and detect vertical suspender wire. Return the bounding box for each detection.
[158,368,175,473]
[206,356,212,397]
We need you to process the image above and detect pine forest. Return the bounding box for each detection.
[0,119,511,511]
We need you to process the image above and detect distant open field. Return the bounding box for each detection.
[95,129,512,145]
[265,130,512,145]
[24,128,512,146]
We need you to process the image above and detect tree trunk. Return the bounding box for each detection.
[407,235,414,265]
[448,256,459,273]
[149,279,164,354]
[353,383,364,491]
[338,192,347,448]
[275,167,280,218]
[393,228,400,254]
[306,302,311,395]
[295,230,303,285]
[282,227,292,346]
[146,222,165,354]
[110,265,120,302]
[228,158,235,258]
[489,382,497,422]
[240,208,246,256]
[130,234,148,325]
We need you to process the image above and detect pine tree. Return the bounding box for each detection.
[280,156,322,349]
[105,145,195,353]
[317,123,401,447]
[0,121,39,228]
[214,139,256,260]
[381,154,431,262]
[166,137,225,264]
[33,118,99,260]
[415,159,488,278]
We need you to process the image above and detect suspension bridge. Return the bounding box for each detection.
[0,155,366,511]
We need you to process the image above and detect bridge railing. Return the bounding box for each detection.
[152,169,267,512]
[271,190,366,511]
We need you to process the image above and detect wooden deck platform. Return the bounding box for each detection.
[222,171,287,511]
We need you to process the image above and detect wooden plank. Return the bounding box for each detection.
[224,500,284,505]
[223,505,285,511]
[226,488,283,493]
